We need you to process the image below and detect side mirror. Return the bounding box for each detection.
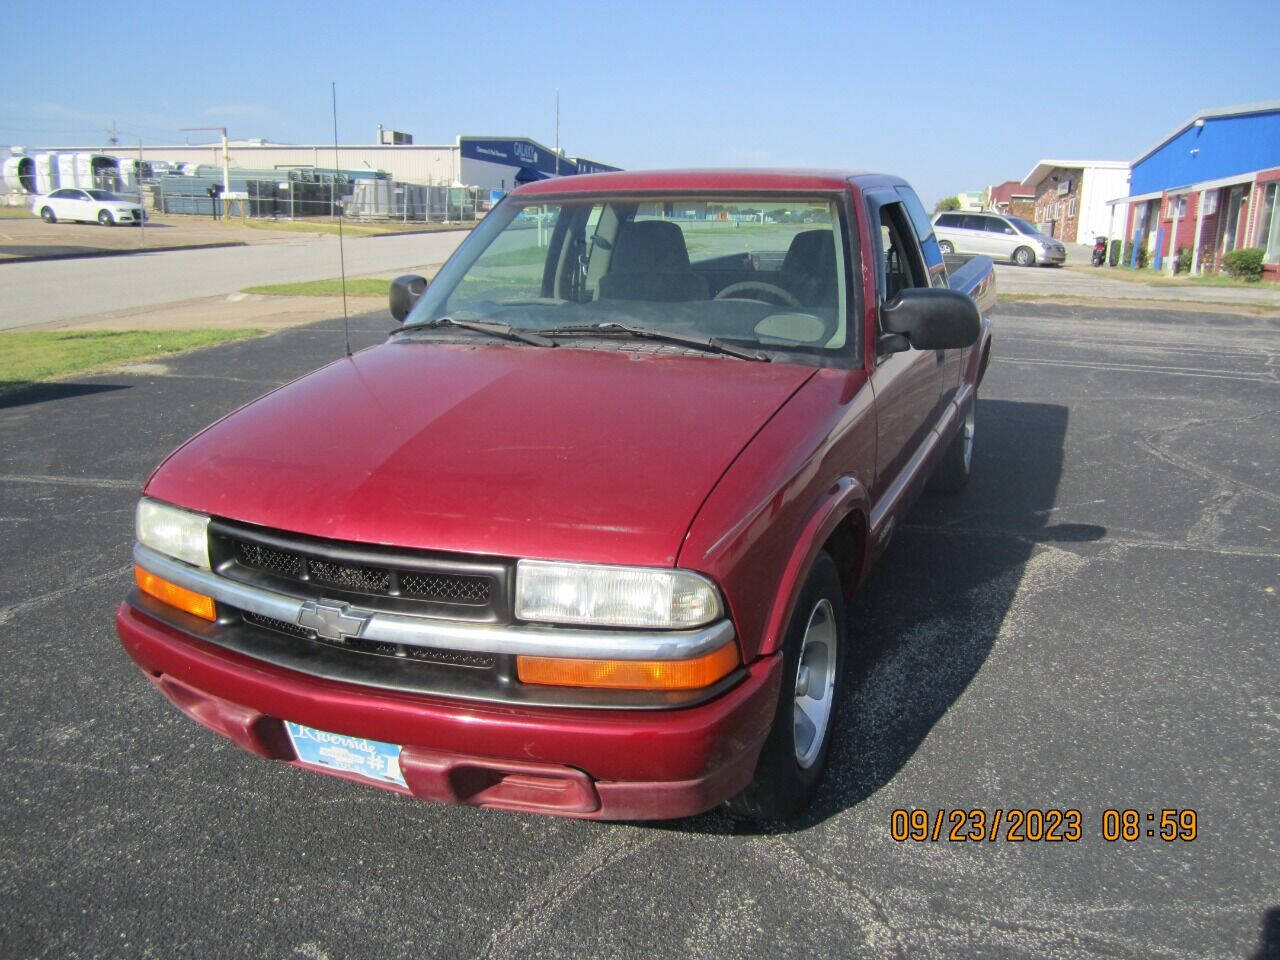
[879,288,980,352]
[389,274,428,322]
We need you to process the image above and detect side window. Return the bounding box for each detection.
[988,218,1014,235]
[896,187,935,248]
[874,201,927,304]
[51,189,72,199]
[936,213,960,228]
[960,214,986,231]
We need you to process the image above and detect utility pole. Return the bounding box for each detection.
[180,125,230,196]
[554,90,560,176]
[138,138,146,245]
[108,120,118,146]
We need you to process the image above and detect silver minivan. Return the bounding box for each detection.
[932,211,1066,266]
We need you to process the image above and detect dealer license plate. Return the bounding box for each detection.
[284,722,407,788]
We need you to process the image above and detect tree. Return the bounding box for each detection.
[934,195,961,213]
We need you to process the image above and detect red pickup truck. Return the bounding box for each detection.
[117,169,994,821]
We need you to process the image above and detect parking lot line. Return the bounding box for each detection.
[994,355,1276,383]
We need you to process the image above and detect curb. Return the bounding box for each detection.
[360,225,476,239]
[0,241,249,266]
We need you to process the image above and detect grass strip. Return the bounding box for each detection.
[1063,263,1279,290]
[0,328,264,394]
[997,293,1280,313]
[243,277,392,297]
[240,218,476,237]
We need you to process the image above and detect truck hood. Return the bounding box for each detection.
[145,341,816,567]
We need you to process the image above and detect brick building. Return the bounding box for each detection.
[1022,160,1129,244]
[1110,101,1280,278]
[983,180,1035,219]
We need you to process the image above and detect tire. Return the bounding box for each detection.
[726,551,845,821]
[929,396,975,494]
[98,209,114,226]
[40,206,56,223]
[938,240,954,255]
[1013,246,1035,267]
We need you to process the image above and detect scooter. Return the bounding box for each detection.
[1091,236,1108,267]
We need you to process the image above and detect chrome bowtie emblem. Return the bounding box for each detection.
[297,601,371,641]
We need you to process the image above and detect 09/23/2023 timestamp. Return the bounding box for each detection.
[889,808,1199,843]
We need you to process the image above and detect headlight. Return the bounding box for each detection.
[515,559,722,628]
[136,498,210,569]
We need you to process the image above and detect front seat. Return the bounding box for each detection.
[598,220,709,302]
[780,229,837,308]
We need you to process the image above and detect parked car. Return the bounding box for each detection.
[32,188,145,226]
[932,211,1065,266]
[116,169,995,822]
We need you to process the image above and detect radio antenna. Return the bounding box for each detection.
[331,81,351,357]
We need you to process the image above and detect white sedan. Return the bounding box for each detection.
[32,188,146,226]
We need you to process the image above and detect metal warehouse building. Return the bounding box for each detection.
[1110,101,1280,278]
[5,133,617,197]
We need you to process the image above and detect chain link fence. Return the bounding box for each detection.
[2,160,494,224]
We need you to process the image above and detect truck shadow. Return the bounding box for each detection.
[0,381,131,410]
[1252,907,1280,960]
[670,397,1104,833]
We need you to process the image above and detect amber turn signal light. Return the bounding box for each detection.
[516,642,740,691]
[134,566,216,622]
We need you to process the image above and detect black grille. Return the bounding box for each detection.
[240,611,495,669]
[308,558,391,593]
[401,571,492,604]
[229,536,493,607]
[237,541,303,577]
[210,519,510,623]
[244,611,314,639]
[340,637,497,669]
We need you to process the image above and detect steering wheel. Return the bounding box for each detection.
[713,280,802,308]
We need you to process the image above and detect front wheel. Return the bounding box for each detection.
[725,551,845,821]
[1013,246,1035,267]
[98,209,115,226]
[938,240,954,255]
[40,206,56,223]
[929,397,975,493]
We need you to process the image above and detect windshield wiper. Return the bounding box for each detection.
[392,316,555,347]
[540,322,770,361]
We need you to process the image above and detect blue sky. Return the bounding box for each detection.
[2,0,1275,206]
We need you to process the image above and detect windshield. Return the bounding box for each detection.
[85,190,125,201]
[407,195,850,357]
[1007,216,1042,237]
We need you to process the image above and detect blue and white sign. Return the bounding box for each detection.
[285,721,406,788]
[461,138,571,177]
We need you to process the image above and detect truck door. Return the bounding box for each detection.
[865,192,946,502]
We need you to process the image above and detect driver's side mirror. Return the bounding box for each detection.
[879,288,980,354]
[389,274,428,323]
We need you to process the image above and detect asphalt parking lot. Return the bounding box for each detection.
[1,301,1277,960]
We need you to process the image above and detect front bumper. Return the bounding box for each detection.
[1041,246,1067,264]
[116,601,783,819]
